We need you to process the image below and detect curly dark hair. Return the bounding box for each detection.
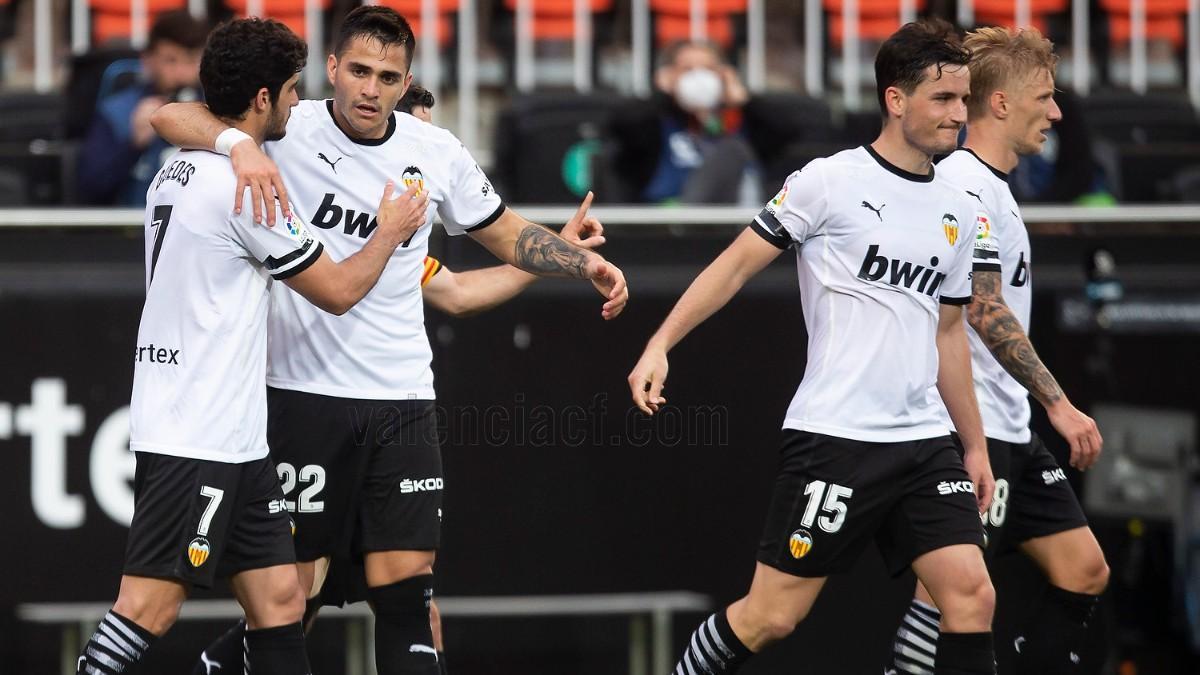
[874,19,971,117]
[200,18,307,120]
[334,5,415,70]
[397,85,434,114]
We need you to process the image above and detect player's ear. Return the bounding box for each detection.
[991,90,1008,119]
[326,53,338,87]
[885,85,906,119]
[254,86,271,114]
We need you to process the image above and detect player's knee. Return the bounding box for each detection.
[939,570,995,630]
[365,550,435,587]
[113,594,180,636]
[1075,555,1110,596]
[737,603,805,645]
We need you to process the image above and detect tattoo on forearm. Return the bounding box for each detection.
[514,225,590,278]
[968,270,1063,404]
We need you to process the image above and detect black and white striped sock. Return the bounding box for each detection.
[673,611,752,675]
[890,599,942,675]
[76,610,156,674]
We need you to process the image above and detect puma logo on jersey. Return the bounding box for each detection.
[937,480,974,495]
[857,245,947,296]
[965,188,983,203]
[861,200,885,221]
[1011,251,1029,287]
[317,153,343,173]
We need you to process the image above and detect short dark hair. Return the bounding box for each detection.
[874,19,971,116]
[397,85,435,114]
[148,10,209,52]
[334,6,416,70]
[200,18,307,119]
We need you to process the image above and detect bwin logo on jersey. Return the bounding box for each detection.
[1011,251,1030,287]
[937,480,974,496]
[857,245,947,296]
[312,193,378,238]
[399,477,444,493]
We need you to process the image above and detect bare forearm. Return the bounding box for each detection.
[150,102,227,150]
[331,234,402,309]
[649,254,751,353]
[937,325,986,453]
[967,297,1064,407]
[448,265,538,315]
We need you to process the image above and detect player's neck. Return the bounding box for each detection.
[219,117,266,146]
[869,132,933,177]
[962,126,1019,174]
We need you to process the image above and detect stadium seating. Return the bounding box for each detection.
[1100,0,1188,49]
[822,0,927,49]
[650,0,746,49]
[87,0,186,46]
[225,0,334,39]
[492,93,624,203]
[376,0,459,48]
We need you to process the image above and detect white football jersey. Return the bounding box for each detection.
[130,149,323,462]
[936,148,1033,443]
[752,146,977,442]
[264,100,503,400]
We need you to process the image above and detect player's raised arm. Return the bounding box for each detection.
[467,192,627,320]
[152,101,289,226]
[423,200,605,317]
[967,268,1102,469]
[283,182,428,314]
[629,227,784,415]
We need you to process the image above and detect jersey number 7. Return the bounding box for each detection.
[149,205,174,284]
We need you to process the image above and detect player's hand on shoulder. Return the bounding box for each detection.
[629,346,668,415]
[231,140,290,227]
[962,445,995,514]
[1048,400,1103,470]
[586,257,628,320]
[376,181,430,248]
[561,191,605,250]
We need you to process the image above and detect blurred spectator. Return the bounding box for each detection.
[609,40,767,205]
[77,11,207,205]
[398,84,435,123]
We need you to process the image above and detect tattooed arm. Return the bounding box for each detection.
[967,269,1102,469]
[468,200,628,319]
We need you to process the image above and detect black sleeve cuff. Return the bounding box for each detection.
[464,202,506,233]
[751,211,792,250]
[271,241,323,280]
[939,294,972,306]
[972,262,1002,273]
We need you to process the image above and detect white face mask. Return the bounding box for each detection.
[674,68,723,113]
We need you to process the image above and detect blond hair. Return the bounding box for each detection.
[963,26,1058,120]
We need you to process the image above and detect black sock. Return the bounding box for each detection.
[891,599,942,674]
[244,622,311,675]
[1012,585,1100,673]
[437,651,448,675]
[369,574,439,675]
[935,632,995,675]
[76,610,157,674]
[673,609,753,674]
[194,619,246,675]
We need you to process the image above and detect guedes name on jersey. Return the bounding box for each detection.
[154,160,195,190]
